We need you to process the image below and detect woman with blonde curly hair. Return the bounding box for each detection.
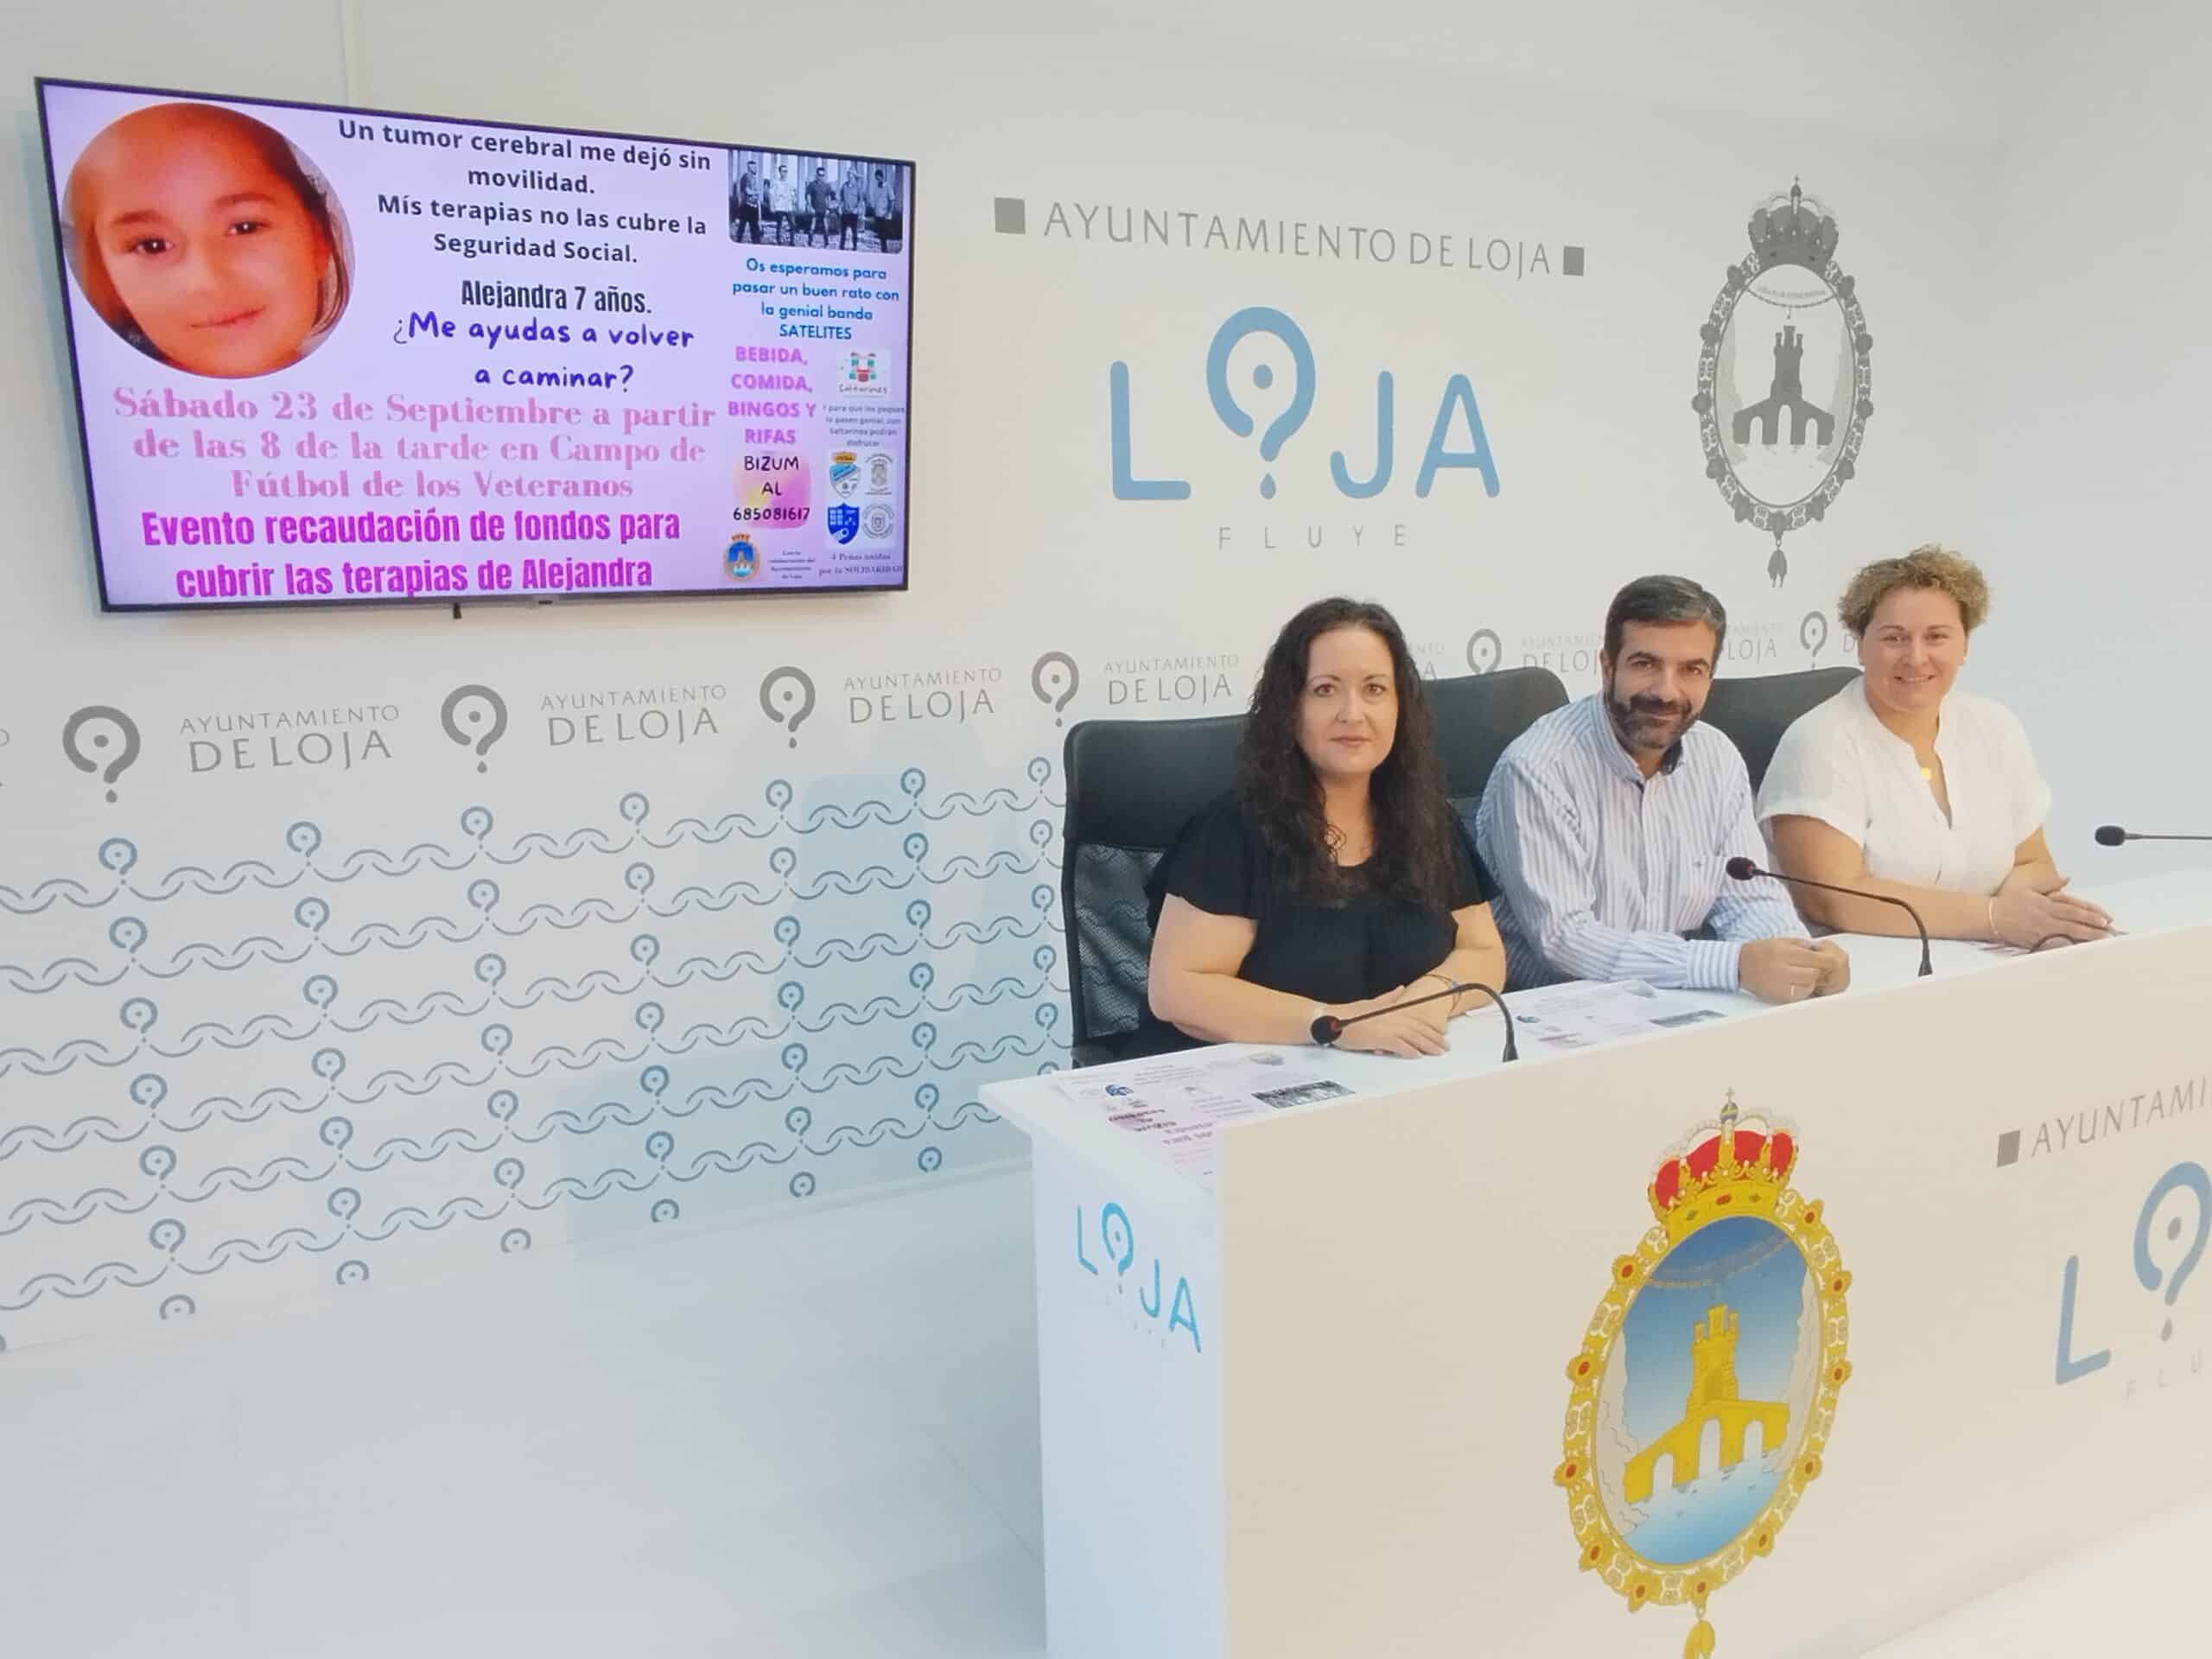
[1758,547,2110,948]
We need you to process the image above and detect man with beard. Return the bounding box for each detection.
[1474,575,1849,1001]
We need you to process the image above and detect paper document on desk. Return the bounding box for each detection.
[1050,1049,1356,1184]
[1503,979,1726,1052]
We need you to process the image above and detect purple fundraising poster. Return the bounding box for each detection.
[37,79,914,609]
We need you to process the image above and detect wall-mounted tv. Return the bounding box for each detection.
[35,78,915,610]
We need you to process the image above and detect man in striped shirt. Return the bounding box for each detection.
[1474,575,1850,1001]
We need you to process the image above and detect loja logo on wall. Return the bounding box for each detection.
[1031,652,1080,726]
[759,665,817,747]
[60,705,142,802]
[1554,1091,1852,1656]
[844,664,1001,728]
[1801,612,1831,667]
[439,684,508,773]
[1111,306,1500,503]
[181,706,398,777]
[1466,630,1504,675]
[1026,646,1238,720]
[543,684,728,749]
[1693,181,1874,588]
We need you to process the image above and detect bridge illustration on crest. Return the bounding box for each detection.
[1731,324,1834,450]
[1623,1300,1789,1503]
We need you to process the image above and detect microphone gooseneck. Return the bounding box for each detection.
[1311,980,1517,1062]
[1459,982,1518,1063]
[1726,857,1933,979]
[2095,825,2212,845]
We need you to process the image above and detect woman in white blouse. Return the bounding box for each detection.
[1758,547,2113,948]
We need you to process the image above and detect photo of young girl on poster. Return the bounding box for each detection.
[62,100,351,379]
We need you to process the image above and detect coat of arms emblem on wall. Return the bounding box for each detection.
[1693,181,1874,587]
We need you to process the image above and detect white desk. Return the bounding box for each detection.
[983,868,2212,1659]
[1866,1484,2212,1656]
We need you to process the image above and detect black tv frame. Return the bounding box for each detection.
[34,75,918,613]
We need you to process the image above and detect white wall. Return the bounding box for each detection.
[4,0,2173,1354]
[1970,3,2212,869]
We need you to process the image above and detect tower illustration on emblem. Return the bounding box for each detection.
[1554,1093,1853,1656]
[1692,182,1875,587]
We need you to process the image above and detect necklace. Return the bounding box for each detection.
[1919,765,1935,782]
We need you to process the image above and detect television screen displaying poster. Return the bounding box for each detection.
[35,78,915,610]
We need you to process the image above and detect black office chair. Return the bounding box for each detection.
[1058,667,1571,1068]
[1700,666,1861,794]
[1061,711,1247,1066]
[1430,666,1570,821]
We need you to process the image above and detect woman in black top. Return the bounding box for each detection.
[1132,597,1506,1058]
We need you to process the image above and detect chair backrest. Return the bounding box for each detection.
[1700,666,1861,794]
[1061,710,1247,1064]
[1058,666,1570,1065]
[1429,666,1572,817]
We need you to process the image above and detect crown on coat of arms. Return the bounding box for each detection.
[1745,179,1839,271]
[1646,1090,1797,1241]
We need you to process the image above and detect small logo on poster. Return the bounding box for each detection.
[866,452,894,493]
[827,503,860,544]
[726,535,759,581]
[828,450,860,498]
[861,504,896,541]
[844,352,877,385]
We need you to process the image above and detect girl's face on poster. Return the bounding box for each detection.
[82,111,330,378]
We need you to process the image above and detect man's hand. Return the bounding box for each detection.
[1808,939,1851,996]
[1738,937,1832,1004]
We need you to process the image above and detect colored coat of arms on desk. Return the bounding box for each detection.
[1554,1093,1852,1657]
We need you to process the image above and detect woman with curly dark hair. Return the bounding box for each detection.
[1128,597,1507,1058]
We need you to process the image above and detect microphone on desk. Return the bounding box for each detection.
[2094,825,2212,846]
[1310,981,1517,1062]
[1723,856,1933,979]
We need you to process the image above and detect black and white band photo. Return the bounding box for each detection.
[729,151,906,252]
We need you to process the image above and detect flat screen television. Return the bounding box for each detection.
[35,77,915,610]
